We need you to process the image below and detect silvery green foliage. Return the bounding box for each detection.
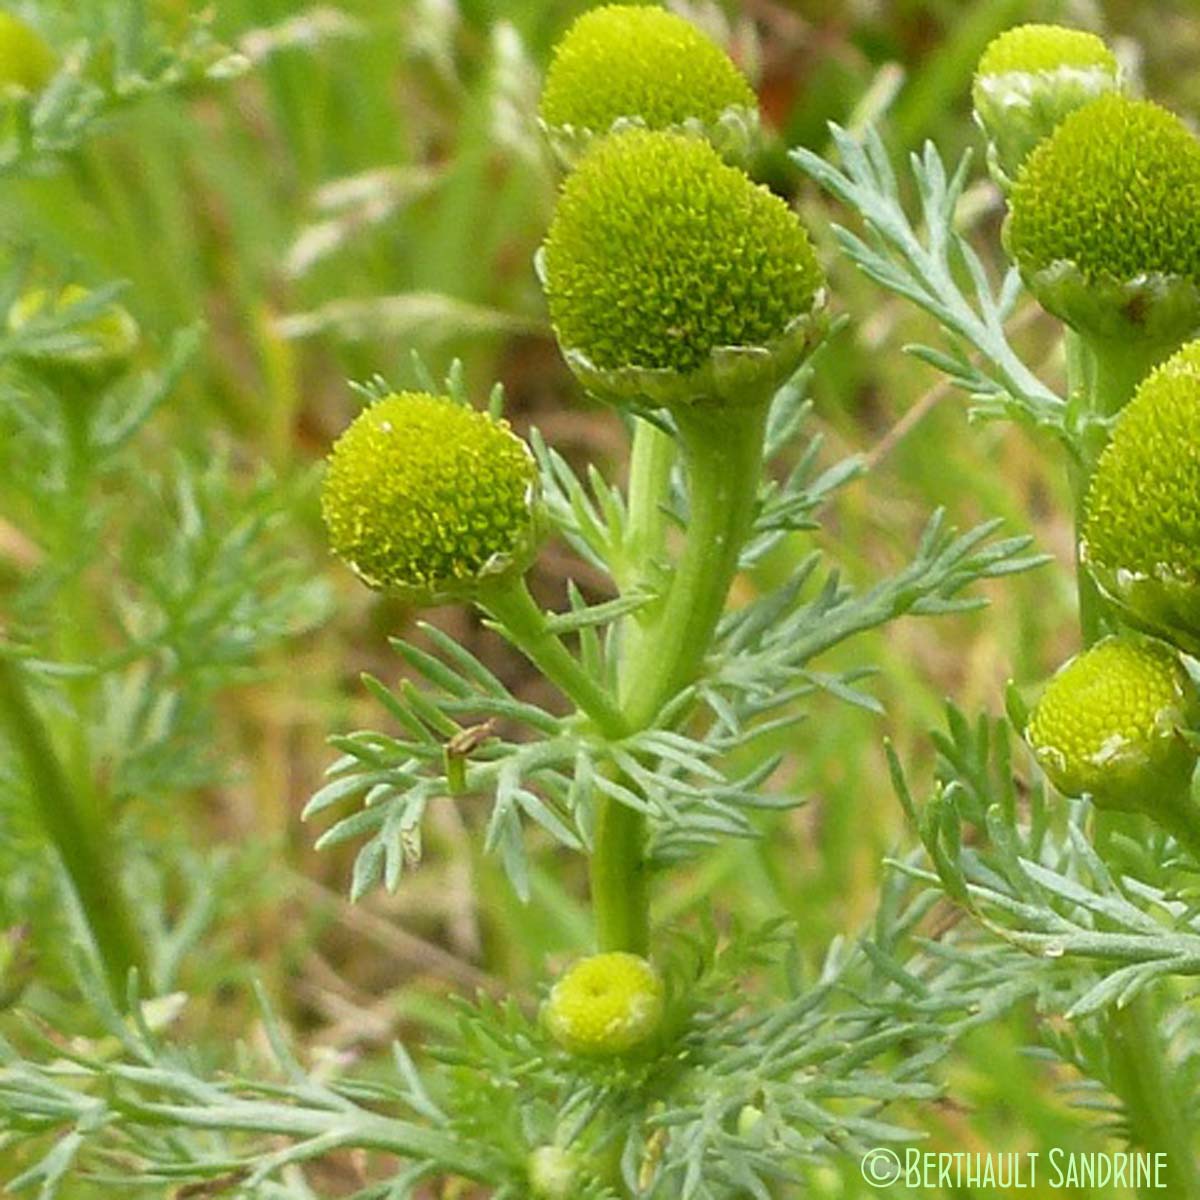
[0,258,330,990]
[887,702,1200,1135]
[804,121,1200,1156]
[792,124,1065,434]
[0,312,1050,1196]
[0,4,364,177]
[0,898,1056,1199]
[306,360,1044,903]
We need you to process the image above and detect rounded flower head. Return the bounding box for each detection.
[539,5,757,166]
[8,284,139,382]
[1025,635,1198,811]
[1082,341,1200,648]
[542,128,825,408]
[321,392,539,603]
[544,952,665,1057]
[0,13,54,93]
[972,24,1119,190]
[1005,95,1200,343]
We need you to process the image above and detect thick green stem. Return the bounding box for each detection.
[1153,792,1200,866]
[479,575,627,740]
[621,402,769,729]
[617,419,676,708]
[1106,994,1200,1200]
[1063,330,1160,646]
[0,654,144,1004]
[1065,332,1200,1198]
[590,402,770,954]
[587,419,676,956]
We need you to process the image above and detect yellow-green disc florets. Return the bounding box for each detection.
[543,128,823,400]
[540,5,756,159]
[0,13,54,93]
[321,392,539,602]
[1025,636,1197,810]
[1005,96,1200,339]
[977,24,1116,77]
[972,24,1119,188]
[544,952,665,1057]
[1082,341,1200,646]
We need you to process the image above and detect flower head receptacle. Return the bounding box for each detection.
[0,13,54,94]
[539,5,758,167]
[321,392,540,606]
[973,24,1119,191]
[1082,341,1200,649]
[8,284,139,386]
[1004,94,1200,352]
[541,128,825,413]
[544,951,665,1057]
[1025,635,1199,815]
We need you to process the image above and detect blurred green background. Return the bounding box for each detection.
[3,0,1200,1195]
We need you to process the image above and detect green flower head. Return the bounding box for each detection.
[0,13,54,93]
[1082,340,1200,648]
[1026,635,1198,812]
[539,5,757,165]
[542,128,825,408]
[544,951,665,1057]
[8,284,139,382]
[321,392,540,603]
[972,24,1119,190]
[1005,95,1200,343]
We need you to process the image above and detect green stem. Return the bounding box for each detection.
[590,402,771,954]
[621,418,676,581]
[588,419,676,957]
[0,654,144,1004]
[1106,994,1200,1200]
[479,575,627,740]
[1154,792,1200,866]
[617,419,676,708]
[621,402,770,729]
[1065,332,1200,1198]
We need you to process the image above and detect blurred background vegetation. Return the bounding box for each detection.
[3,0,1200,1195]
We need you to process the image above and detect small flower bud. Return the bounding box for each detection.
[1025,636,1198,813]
[542,128,825,410]
[528,1146,577,1199]
[736,1104,765,1141]
[539,5,758,167]
[7,284,139,384]
[0,13,54,94]
[321,392,540,604]
[972,24,1119,191]
[544,951,665,1057]
[1004,95,1200,346]
[1082,340,1200,648]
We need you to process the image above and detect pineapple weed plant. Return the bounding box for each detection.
[3,4,1200,1199]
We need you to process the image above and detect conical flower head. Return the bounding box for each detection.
[0,13,54,93]
[539,5,757,166]
[1025,635,1198,811]
[542,128,825,409]
[1082,340,1200,648]
[972,24,1119,190]
[321,392,539,604]
[544,952,665,1057]
[1005,95,1200,344]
